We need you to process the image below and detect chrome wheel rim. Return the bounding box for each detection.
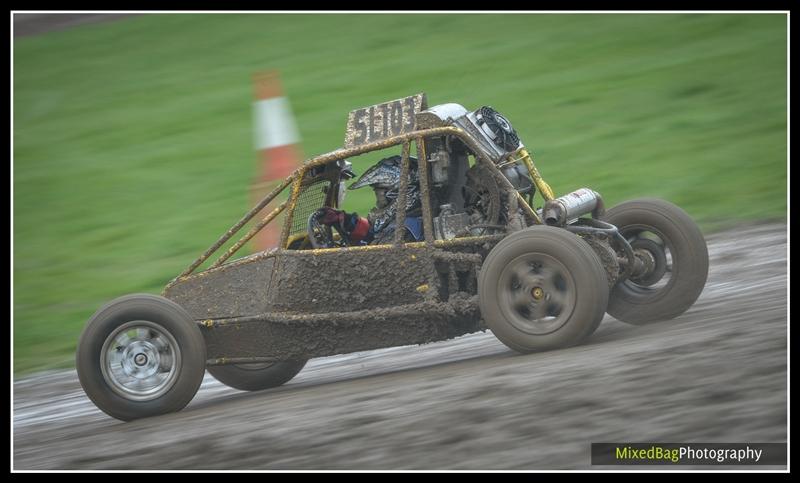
[100,321,181,401]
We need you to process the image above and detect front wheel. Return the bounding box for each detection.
[603,198,708,324]
[207,360,307,391]
[478,226,609,353]
[76,294,207,421]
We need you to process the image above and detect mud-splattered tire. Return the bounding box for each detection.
[76,294,206,421]
[207,360,307,391]
[603,198,708,324]
[478,226,609,353]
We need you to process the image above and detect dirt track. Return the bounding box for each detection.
[12,223,788,470]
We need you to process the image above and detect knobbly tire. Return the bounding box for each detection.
[478,226,609,353]
[76,294,206,421]
[207,360,308,391]
[603,198,709,325]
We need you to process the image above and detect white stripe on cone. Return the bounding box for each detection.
[251,72,303,252]
[253,97,300,150]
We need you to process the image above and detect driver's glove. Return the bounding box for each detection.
[342,212,370,243]
[318,207,346,226]
[318,207,370,244]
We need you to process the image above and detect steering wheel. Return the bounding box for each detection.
[307,209,348,249]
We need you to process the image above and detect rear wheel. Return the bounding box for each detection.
[207,360,307,391]
[603,198,708,324]
[478,226,609,352]
[76,294,206,421]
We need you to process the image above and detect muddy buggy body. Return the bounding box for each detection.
[76,94,709,421]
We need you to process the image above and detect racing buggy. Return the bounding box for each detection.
[76,94,709,421]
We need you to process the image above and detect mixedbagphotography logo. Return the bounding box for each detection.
[591,443,787,466]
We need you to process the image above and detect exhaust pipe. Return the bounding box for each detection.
[543,188,605,226]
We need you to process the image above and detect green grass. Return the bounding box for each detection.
[13,14,787,375]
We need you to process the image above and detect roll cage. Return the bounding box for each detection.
[165,126,544,291]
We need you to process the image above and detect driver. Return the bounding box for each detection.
[317,155,424,245]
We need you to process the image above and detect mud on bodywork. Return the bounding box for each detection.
[164,251,278,320]
[201,295,483,364]
[164,238,504,364]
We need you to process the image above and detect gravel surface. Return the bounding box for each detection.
[12,223,788,470]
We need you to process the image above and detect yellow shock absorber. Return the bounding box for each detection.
[516,148,555,201]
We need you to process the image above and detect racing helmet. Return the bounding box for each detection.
[349,155,422,232]
[349,154,418,197]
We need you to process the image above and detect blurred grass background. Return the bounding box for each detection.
[13,14,787,375]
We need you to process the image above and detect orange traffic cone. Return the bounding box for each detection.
[251,71,303,251]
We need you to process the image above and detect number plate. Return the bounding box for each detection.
[344,93,428,148]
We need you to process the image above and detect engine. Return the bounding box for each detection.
[417,104,537,238]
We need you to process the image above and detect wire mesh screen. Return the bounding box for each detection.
[288,179,332,236]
